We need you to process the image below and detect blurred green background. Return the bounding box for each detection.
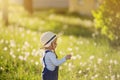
[0,0,120,80]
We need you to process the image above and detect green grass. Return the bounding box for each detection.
[0,5,120,80]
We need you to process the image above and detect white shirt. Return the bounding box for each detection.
[43,51,66,71]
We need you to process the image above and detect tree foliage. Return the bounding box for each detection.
[24,0,33,14]
[93,0,120,45]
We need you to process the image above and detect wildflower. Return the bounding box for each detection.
[78,70,82,74]
[0,39,4,44]
[59,51,64,55]
[76,54,81,59]
[24,41,30,47]
[32,49,40,56]
[12,55,16,58]
[49,14,55,19]
[75,47,79,51]
[92,33,96,38]
[117,74,120,78]
[26,30,31,34]
[3,47,8,51]
[86,67,90,71]
[19,27,24,32]
[17,48,21,52]
[21,33,25,37]
[105,76,108,79]
[24,52,30,57]
[79,62,83,66]
[67,47,72,51]
[94,42,97,46]
[0,67,4,71]
[114,60,118,65]
[89,55,95,60]
[35,61,39,66]
[81,62,87,67]
[31,59,34,63]
[111,75,115,80]
[84,74,88,78]
[91,76,95,80]
[94,74,99,78]
[105,54,108,57]
[71,56,77,60]
[59,66,63,70]
[18,55,24,61]
[68,63,72,67]
[97,58,103,64]
[10,40,16,47]
[109,59,113,64]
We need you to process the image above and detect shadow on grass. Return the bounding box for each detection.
[36,12,94,37]
[9,11,94,38]
[50,23,94,38]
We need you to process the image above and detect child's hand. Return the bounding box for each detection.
[65,54,72,60]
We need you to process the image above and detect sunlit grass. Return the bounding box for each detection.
[0,4,120,80]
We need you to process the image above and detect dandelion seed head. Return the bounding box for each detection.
[110,59,113,64]
[117,74,120,78]
[19,55,24,61]
[89,55,95,60]
[78,70,82,74]
[97,58,103,64]
[71,56,77,60]
[0,67,4,71]
[0,39,4,44]
[3,47,8,51]
[10,40,16,47]
[35,61,39,66]
[114,60,118,65]
[67,47,72,51]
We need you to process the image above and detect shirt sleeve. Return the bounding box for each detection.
[47,52,66,66]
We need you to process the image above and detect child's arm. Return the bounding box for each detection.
[48,52,71,66]
[48,52,66,66]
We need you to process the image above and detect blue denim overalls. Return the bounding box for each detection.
[42,50,59,80]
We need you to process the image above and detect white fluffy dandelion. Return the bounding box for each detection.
[114,60,118,65]
[89,55,95,60]
[97,58,103,64]
[35,61,39,66]
[105,76,108,79]
[117,74,120,78]
[18,55,24,61]
[67,47,72,51]
[3,47,8,51]
[0,39,4,44]
[9,40,16,47]
[111,75,115,80]
[109,59,113,64]
[71,56,77,60]
[78,70,82,74]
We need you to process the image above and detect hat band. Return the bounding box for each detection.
[44,35,56,46]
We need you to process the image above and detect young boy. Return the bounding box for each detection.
[40,31,71,80]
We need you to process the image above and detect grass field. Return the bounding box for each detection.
[0,5,120,80]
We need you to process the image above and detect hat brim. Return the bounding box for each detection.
[44,36,57,47]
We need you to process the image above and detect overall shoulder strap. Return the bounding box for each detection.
[43,50,51,67]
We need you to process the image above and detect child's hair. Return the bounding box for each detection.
[40,31,57,48]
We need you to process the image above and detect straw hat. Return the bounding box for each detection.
[40,31,57,47]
